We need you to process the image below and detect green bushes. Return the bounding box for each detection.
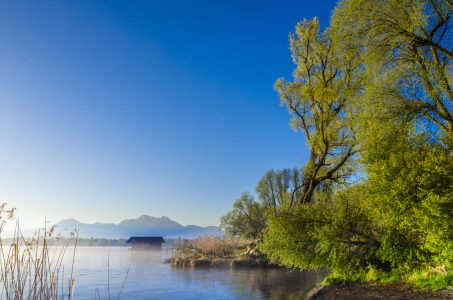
[322,266,401,285]
[258,129,453,289]
[323,265,453,291]
[259,186,378,275]
[408,265,453,290]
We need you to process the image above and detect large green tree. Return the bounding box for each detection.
[260,122,453,275]
[258,1,453,280]
[332,0,453,143]
[275,18,365,206]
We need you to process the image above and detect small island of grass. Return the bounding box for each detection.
[170,235,280,268]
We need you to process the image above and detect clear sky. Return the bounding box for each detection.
[0,0,339,229]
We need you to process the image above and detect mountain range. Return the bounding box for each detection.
[5,215,223,239]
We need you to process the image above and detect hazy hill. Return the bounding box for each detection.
[1,215,222,239]
[32,215,222,239]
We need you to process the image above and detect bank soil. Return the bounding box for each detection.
[307,281,453,299]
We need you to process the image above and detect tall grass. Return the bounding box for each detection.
[0,204,78,299]
[0,205,130,299]
[176,234,253,258]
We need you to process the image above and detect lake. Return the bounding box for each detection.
[47,247,327,299]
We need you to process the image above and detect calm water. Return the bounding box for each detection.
[49,247,327,299]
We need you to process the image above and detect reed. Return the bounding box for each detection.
[0,205,130,299]
[176,234,253,258]
[0,205,78,300]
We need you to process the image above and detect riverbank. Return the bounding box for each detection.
[170,235,282,268]
[170,256,280,268]
[306,281,453,299]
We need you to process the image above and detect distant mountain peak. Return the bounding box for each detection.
[57,218,81,224]
[45,215,223,239]
[138,215,154,220]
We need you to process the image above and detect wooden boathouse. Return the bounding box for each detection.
[127,236,165,251]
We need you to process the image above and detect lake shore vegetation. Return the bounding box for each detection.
[0,209,131,299]
[0,205,78,300]
[220,0,453,294]
[170,234,279,268]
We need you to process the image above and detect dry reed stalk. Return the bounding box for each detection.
[0,205,130,299]
[0,204,77,300]
[108,250,110,300]
[116,265,130,300]
[175,234,253,258]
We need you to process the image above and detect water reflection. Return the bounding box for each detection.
[40,247,326,299]
[169,267,327,300]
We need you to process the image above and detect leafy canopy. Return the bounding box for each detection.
[275,18,364,205]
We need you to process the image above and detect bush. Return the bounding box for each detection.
[259,185,378,275]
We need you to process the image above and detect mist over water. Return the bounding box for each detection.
[45,247,327,299]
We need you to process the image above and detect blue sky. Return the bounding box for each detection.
[0,0,338,229]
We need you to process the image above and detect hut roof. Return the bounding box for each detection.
[126,237,165,244]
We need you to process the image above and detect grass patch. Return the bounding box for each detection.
[408,265,453,291]
[323,264,453,292]
[322,265,400,285]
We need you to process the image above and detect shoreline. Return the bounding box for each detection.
[305,281,453,299]
[170,257,281,268]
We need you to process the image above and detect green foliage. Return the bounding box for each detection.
[220,168,304,238]
[323,266,400,285]
[409,265,453,290]
[331,0,453,142]
[219,1,453,290]
[219,192,267,238]
[259,185,378,274]
[323,264,453,290]
[256,168,302,212]
[259,123,453,288]
[275,17,364,204]
[361,123,453,269]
